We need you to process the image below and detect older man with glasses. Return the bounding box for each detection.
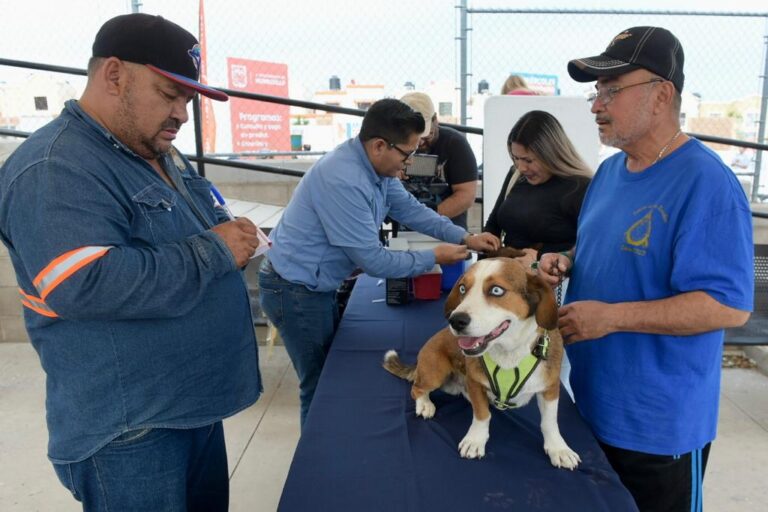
[538,27,753,512]
[259,98,499,427]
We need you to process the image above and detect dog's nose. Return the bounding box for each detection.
[449,312,471,332]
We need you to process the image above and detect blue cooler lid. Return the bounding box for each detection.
[440,260,465,291]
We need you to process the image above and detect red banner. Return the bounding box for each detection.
[199,0,217,153]
[227,58,289,153]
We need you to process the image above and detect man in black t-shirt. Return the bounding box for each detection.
[400,92,478,229]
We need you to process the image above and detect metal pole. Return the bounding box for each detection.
[130,0,142,13]
[192,95,206,177]
[459,0,468,125]
[753,21,768,202]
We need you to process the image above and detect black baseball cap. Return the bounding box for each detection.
[568,26,685,92]
[92,13,228,101]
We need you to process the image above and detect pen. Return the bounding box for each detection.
[210,184,273,256]
[210,185,235,220]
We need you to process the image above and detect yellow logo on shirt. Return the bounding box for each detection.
[622,204,668,256]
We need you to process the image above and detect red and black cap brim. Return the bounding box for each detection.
[567,55,642,83]
[147,64,229,101]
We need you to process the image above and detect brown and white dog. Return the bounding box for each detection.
[383,257,580,469]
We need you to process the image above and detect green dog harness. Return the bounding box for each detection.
[480,332,550,410]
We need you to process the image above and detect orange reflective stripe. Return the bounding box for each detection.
[18,288,45,303]
[33,247,82,286]
[33,246,112,300]
[18,289,58,318]
[20,299,58,318]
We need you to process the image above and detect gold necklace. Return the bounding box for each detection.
[653,130,683,165]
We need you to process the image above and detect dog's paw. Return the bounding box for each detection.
[458,417,490,459]
[458,433,488,459]
[415,395,436,419]
[546,446,581,470]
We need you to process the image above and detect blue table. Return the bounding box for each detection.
[279,275,638,511]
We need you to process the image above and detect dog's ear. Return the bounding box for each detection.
[524,273,558,330]
[444,277,464,318]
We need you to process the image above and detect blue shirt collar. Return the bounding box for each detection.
[65,100,190,182]
[64,100,139,157]
[352,136,386,187]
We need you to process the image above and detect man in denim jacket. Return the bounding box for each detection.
[0,14,262,511]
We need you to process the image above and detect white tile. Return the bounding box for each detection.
[224,346,297,472]
[0,344,80,512]
[705,373,768,512]
[228,368,300,512]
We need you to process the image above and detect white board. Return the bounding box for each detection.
[482,96,599,226]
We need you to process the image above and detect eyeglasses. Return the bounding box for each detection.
[586,78,664,106]
[380,138,418,162]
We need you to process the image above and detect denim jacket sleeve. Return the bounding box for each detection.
[1,158,238,321]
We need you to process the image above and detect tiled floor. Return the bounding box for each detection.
[1,342,766,511]
[0,343,300,512]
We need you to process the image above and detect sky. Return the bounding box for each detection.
[2,0,766,99]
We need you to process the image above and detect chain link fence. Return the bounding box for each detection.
[1,2,767,197]
[468,7,768,199]
[469,8,766,184]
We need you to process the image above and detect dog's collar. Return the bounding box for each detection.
[481,331,550,410]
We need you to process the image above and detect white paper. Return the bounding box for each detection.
[251,227,272,258]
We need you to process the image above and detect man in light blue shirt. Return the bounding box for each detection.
[260,99,499,425]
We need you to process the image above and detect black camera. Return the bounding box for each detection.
[402,154,449,211]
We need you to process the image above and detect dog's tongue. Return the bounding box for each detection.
[457,336,483,350]
[492,321,510,337]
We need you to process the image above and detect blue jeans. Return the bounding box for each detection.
[52,422,228,512]
[258,259,339,427]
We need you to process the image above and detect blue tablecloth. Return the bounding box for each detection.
[279,275,638,511]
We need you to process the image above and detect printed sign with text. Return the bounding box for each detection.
[227,58,289,153]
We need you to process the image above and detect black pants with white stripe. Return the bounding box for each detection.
[599,441,711,512]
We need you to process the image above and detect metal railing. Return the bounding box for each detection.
[1,56,767,216]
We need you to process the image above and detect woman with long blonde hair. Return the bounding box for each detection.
[483,110,592,263]
[483,110,592,397]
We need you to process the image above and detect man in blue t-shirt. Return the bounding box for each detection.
[539,27,753,512]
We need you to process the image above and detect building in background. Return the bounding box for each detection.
[696,95,762,143]
[287,78,468,153]
[0,74,78,133]
[286,78,384,152]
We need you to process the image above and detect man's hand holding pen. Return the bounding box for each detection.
[212,218,261,268]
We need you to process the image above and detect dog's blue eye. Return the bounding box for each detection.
[489,286,505,297]
[458,284,466,294]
